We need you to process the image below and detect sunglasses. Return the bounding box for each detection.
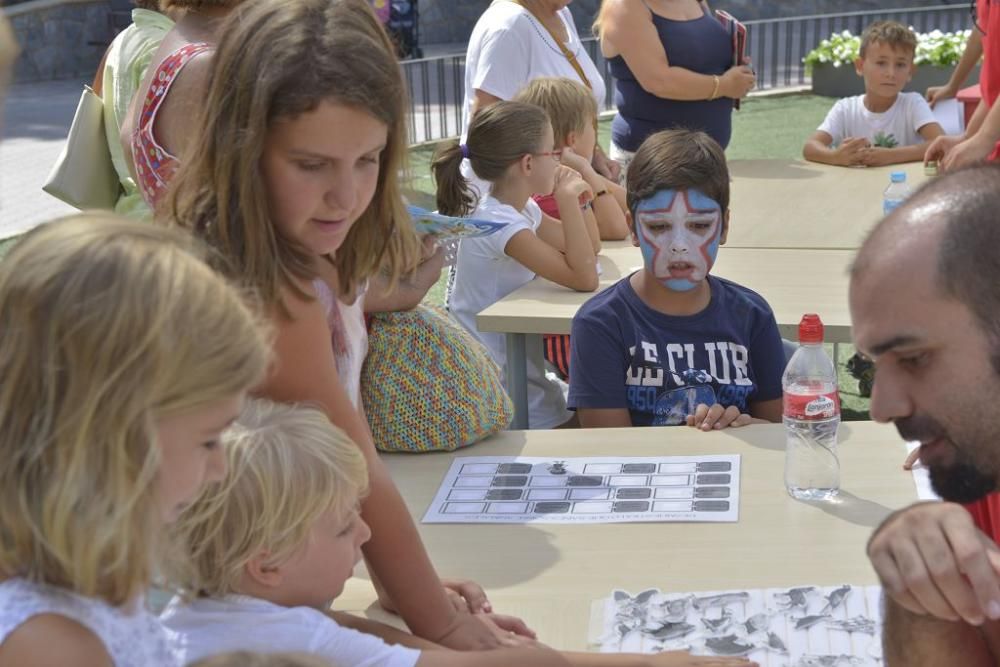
[534,150,563,161]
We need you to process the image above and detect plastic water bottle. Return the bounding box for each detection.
[882,171,911,215]
[783,314,841,501]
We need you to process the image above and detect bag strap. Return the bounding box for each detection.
[507,0,592,90]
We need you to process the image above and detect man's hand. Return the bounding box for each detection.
[868,501,1000,625]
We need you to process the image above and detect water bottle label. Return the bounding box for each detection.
[883,199,903,215]
[783,391,841,420]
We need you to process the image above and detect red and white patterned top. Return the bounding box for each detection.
[132,43,212,208]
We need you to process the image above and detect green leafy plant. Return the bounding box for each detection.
[803,28,972,73]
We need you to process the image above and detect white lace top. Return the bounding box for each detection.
[314,279,369,410]
[0,578,179,666]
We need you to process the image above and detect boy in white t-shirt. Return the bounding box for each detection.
[803,21,944,167]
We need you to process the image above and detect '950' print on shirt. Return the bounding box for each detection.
[625,340,756,426]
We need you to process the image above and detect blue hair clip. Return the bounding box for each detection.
[459,144,470,159]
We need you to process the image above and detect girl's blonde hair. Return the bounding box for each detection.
[432,100,550,216]
[166,399,368,598]
[513,77,597,150]
[166,0,421,311]
[0,213,271,607]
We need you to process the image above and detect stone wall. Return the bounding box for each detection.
[5,0,111,83]
[419,0,951,46]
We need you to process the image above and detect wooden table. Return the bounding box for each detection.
[478,243,855,429]
[337,422,916,650]
[725,159,928,249]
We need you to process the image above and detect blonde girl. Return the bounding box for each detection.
[165,0,528,649]
[163,399,755,667]
[434,100,600,429]
[0,213,270,667]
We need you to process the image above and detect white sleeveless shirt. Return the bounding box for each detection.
[0,578,179,666]
[314,279,369,410]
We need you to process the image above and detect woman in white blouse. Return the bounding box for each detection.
[462,0,620,180]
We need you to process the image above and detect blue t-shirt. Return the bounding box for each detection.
[609,8,734,152]
[568,274,785,426]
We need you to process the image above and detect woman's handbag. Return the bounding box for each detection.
[42,86,121,210]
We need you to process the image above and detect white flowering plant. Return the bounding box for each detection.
[803,28,971,73]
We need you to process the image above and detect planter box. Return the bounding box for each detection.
[811,63,981,98]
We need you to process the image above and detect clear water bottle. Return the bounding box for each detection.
[783,314,841,501]
[882,171,911,215]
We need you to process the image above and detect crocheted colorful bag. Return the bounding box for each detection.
[362,305,513,452]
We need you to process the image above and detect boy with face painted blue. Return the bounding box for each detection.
[568,129,786,429]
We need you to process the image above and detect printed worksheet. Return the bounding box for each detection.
[591,585,884,666]
[422,455,740,524]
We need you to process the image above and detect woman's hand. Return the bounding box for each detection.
[592,144,622,182]
[719,65,755,99]
[433,611,541,650]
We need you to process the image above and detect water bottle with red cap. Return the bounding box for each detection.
[783,313,841,500]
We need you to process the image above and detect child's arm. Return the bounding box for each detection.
[0,615,114,667]
[507,168,599,292]
[330,611,443,650]
[421,649,756,666]
[748,398,783,423]
[802,131,870,167]
[561,148,629,241]
[865,122,945,167]
[365,239,445,312]
[578,407,633,428]
[264,291,519,650]
[927,28,983,108]
[568,306,633,428]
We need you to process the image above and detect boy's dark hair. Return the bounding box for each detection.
[626,129,729,214]
[432,100,550,216]
[859,20,917,59]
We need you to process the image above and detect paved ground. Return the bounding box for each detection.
[0,44,471,242]
[0,78,81,240]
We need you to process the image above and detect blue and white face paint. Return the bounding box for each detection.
[633,188,723,292]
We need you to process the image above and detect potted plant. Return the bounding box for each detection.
[804,28,978,98]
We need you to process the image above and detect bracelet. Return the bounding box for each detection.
[594,188,609,199]
[709,74,721,101]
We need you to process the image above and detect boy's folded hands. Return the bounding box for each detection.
[833,136,872,167]
[685,403,765,431]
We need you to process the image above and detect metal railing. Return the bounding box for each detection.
[402,4,971,145]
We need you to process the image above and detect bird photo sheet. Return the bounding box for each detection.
[590,585,884,666]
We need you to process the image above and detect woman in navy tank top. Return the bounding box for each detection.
[594,0,755,176]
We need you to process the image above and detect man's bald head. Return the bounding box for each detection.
[853,164,1000,355]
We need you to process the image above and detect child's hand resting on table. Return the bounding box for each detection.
[832,137,871,167]
[645,652,757,666]
[686,404,766,431]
